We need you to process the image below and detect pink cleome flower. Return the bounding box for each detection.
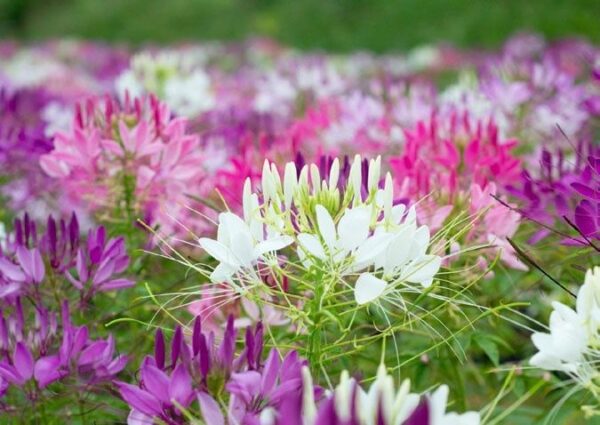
[39,94,210,238]
[390,110,525,270]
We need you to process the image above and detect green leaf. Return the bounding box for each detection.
[474,333,500,366]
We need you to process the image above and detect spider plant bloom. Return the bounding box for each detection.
[39,95,208,237]
[302,364,480,424]
[530,268,600,385]
[198,212,293,284]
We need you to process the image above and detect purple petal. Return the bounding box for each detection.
[572,182,600,200]
[198,392,225,425]
[13,341,34,381]
[226,371,261,404]
[261,349,281,394]
[405,400,429,425]
[34,355,65,388]
[575,201,598,236]
[76,249,89,282]
[171,326,182,367]
[0,282,22,299]
[154,329,165,370]
[141,364,171,403]
[199,333,211,378]
[219,315,236,368]
[0,363,24,385]
[78,341,108,365]
[92,257,116,285]
[192,316,202,356]
[269,377,302,404]
[0,258,26,282]
[127,409,154,425]
[116,381,162,416]
[30,249,45,283]
[169,364,193,407]
[106,355,128,376]
[98,278,135,291]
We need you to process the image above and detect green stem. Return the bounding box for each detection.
[307,273,327,372]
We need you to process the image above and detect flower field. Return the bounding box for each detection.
[0,34,599,424]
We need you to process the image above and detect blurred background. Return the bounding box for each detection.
[1,0,599,52]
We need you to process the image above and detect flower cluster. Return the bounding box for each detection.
[199,155,441,309]
[118,315,479,425]
[0,34,599,423]
[530,268,600,392]
[388,111,525,271]
[0,213,133,420]
[510,145,600,246]
[39,95,209,237]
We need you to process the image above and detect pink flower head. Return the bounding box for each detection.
[390,110,522,204]
[39,94,208,237]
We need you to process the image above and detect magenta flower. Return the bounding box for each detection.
[0,302,126,393]
[226,349,306,425]
[116,363,195,423]
[508,145,600,245]
[0,213,133,303]
[117,315,280,425]
[66,225,134,298]
[388,111,524,270]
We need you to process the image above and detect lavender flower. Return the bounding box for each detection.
[116,315,292,425]
[0,302,126,396]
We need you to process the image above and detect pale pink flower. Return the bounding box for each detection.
[39,95,210,238]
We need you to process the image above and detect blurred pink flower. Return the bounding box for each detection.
[39,95,210,238]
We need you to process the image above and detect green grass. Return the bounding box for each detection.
[1,0,599,52]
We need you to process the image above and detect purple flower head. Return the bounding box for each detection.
[66,225,134,299]
[118,315,272,425]
[0,213,133,303]
[116,363,195,423]
[509,144,600,245]
[226,349,306,425]
[0,301,126,394]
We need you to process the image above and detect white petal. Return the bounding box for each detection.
[353,233,392,270]
[383,227,415,274]
[230,230,256,268]
[261,160,272,204]
[338,206,370,252]
[315,205,337,251]
[403,255,441,287]
[298,234,326,260]
[391,204,406,224]
[199,238,237,266]
[242,178,253,222]
[383,173,393,220]
[355,273,387,305]
[367,156,381,192]
[328,158,340,189]
[349,154,362,202]
[283,162,297,209]
[310,164,321,195]
[210,262,237,283]
[254,236,293,257]
[219,212,253,245]
[429,385,449,423]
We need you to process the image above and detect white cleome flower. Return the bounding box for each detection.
[530,301,589,376]
[530,267,600,384]
[198,212,292,284]
[297,204,386,272]
[576,266,600,335]
[355,206,441,305]
[429,385,481,425]
[301,364,479,425]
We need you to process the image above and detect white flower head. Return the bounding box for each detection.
[530,301,590,380]
[198,212,292,285]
